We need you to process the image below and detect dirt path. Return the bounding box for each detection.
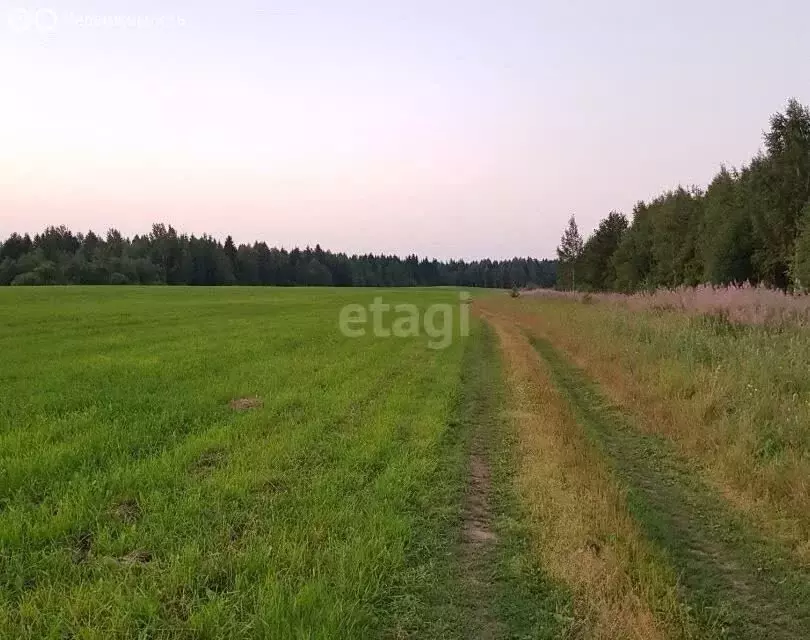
[531,334,810,639]
[480,307,690,639]
[458,432,503,639]
[449,320,570,640]
[461,449,496,547]
[454,323,506,639]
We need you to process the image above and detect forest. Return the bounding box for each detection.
[558,98,810,292]
[0,223,556,289]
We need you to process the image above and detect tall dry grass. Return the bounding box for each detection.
[525,284,810,328]
[481,306,695,639]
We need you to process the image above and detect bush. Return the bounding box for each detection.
[109,272,130,285]
[11,271,43,286]
[0,258,17,285]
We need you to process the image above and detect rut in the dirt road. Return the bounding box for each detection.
[459,436,503,639]
[462,449,497,546]
[450,319,572,640]
[531,335,810,640]
[455,325,505,639]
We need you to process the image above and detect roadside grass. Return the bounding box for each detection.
[0,286,473,638]
[503,296,810,563]
[481,305,695,639]
[530,334,810,639]
[459,320,573,639]
[389,317,574,639]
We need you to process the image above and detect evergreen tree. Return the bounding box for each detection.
[556,216,583,290]
[223,235,238,271]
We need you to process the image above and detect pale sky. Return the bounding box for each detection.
[1,0,809,259]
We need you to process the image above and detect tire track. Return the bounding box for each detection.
[530,334,810,639]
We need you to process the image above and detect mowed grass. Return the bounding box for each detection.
[500,295,810,561]
[529,335,810,638]
[478,293,810,638]
[480,303,695,639]
[0,287,473,638]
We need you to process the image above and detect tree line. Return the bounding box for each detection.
[0,223,556,289]
[557,98,810,292]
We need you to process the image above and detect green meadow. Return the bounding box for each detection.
[0,288,485,638]
[5,287,810,639]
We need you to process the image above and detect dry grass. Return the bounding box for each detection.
[524,284,810,328]
[480,306,694,639]
[502,295,810,564]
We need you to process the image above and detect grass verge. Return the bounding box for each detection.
[531,335,810,639]
[484,308,694,639]
[503,296,810,562]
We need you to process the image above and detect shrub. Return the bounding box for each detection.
[11,271,43,286]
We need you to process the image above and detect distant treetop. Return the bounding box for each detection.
[0,225,557,289]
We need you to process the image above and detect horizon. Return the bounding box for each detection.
[2,0,810,260]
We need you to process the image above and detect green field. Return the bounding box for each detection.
[1,288,572,639]
[3,288,810,639]
[0,288,473,637]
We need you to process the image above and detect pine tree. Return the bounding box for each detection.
[557,215,583,290]
[223,235,238,270]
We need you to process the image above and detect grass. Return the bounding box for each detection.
[481,304,695,639]
[8,285,810,638]
[502,295,810,562]
[0,287,475,638]
[531,335,810,639]
[0,287,580,639]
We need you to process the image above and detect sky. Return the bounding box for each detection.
[1,0,809,260]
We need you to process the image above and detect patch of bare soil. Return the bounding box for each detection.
[459,426,503,638]
[229,397,263,411]
[462,450,497,546]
